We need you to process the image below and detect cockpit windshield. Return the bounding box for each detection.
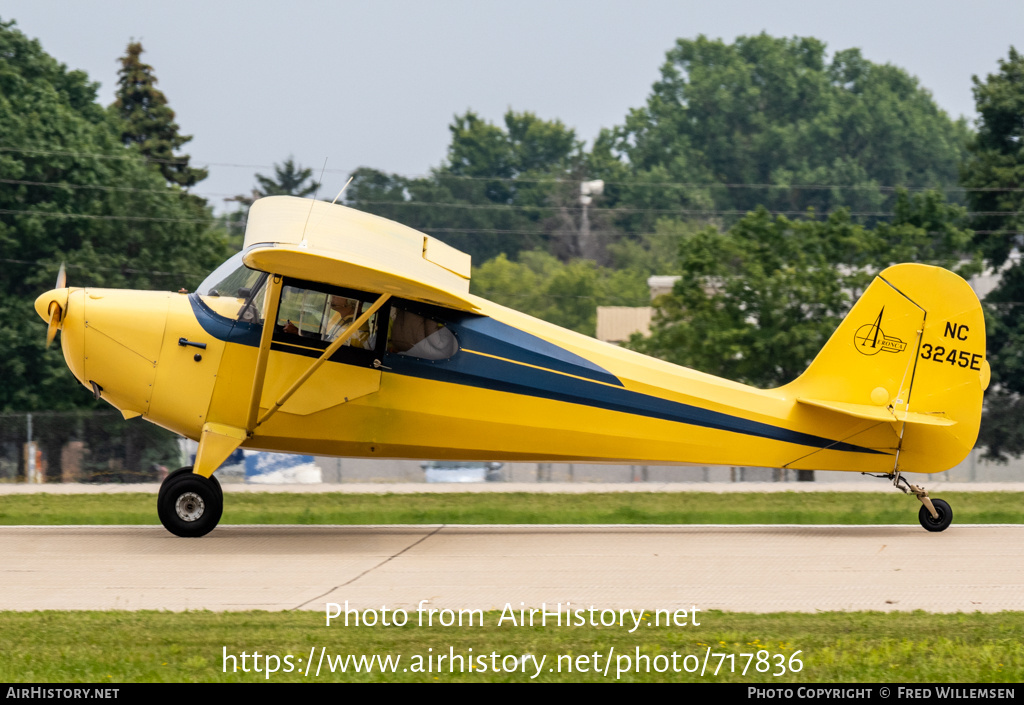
[197,252,268,322]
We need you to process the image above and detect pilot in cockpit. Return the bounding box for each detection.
[283,295,371,349]
[322,296,371,348]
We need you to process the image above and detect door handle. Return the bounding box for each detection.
[178,337,208,350]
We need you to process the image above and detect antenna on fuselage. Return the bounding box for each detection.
[305,174,355,241]
[331,176,354,205]
[298,157,329,249]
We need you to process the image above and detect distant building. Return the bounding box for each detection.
[596,306,653,344]
[596,275,679,344]
[595,264,1005,346]
[646,275,681,299]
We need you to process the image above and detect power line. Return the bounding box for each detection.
[428,173,1024,193]
[0,146,193,167]
[2,208,1020,238]
[0,257,196,278]
[0,209,210,224]
[2,180,1022,221]
[0,146,358,178]
[0,178,238,200]
[3,145,1024,193]
[351,199,1023,218]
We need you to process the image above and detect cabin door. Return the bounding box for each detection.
[260,280,387,415]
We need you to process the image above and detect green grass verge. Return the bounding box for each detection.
[0,491,1021,525]
[1,610,1021,682]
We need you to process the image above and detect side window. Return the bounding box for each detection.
[277,286,328,337]
[275,284,381,352]
[388,305,459,359]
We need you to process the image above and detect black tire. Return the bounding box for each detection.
[164,466,222,501]
[157,471,223,537]
[918,498,952,532]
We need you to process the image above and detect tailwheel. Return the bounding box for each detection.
[157,466,223,537]
[863,471,954,533]
[918,498,952,533]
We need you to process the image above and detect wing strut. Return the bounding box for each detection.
[246,274,284,433]
[192,274,284,479]
[254,292,391,429]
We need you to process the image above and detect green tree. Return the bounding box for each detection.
[601,34,971,234]
[346,110,588,264]
[981,264,1024,460]
[349,36,971,269]
[961,47,1024,460]
[0,20,229,411]
[471,250,648,336]
[631,192,974,388]
[225,157,321,248]
[112,41,207,188]
[232,157,320,206]
[962,47,1024,267]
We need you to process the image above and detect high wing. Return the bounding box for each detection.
[241,196,480,313]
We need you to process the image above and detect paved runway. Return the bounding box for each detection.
[2,482,1022,494]
[3,524,1022,613]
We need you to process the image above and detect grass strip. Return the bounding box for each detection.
[0,610,1021,682]
[0,491,1021,526]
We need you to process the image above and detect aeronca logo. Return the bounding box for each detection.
[854,307,907,356]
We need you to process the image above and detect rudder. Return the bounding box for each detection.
[785,263,988,473]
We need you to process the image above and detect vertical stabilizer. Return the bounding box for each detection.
[784,264,987,473]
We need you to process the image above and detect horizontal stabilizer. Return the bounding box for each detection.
[797,398,956,427]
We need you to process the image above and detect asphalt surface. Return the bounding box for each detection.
[2,481,1023,494]
[3,524,1022,613]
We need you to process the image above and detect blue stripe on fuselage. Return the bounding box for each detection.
[385,340,887,456]
[190,295,885,455]
[450,317,623,387]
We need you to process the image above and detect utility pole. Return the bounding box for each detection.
[578,179,604,260]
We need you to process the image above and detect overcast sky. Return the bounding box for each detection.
[3,0,1022,212]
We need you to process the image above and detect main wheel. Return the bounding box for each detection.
[157,471,223,537]
[918,498,952,532]
[164,466,222,502]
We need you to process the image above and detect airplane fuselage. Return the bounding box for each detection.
[43,273,971,476]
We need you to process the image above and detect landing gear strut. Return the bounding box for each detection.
[866,471,953,532]
[157,466,223,537]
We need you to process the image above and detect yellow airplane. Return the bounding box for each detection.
[34,196,989,536]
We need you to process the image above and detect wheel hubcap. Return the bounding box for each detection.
[175,492,205,522]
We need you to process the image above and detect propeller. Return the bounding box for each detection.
[45,263,66,348]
